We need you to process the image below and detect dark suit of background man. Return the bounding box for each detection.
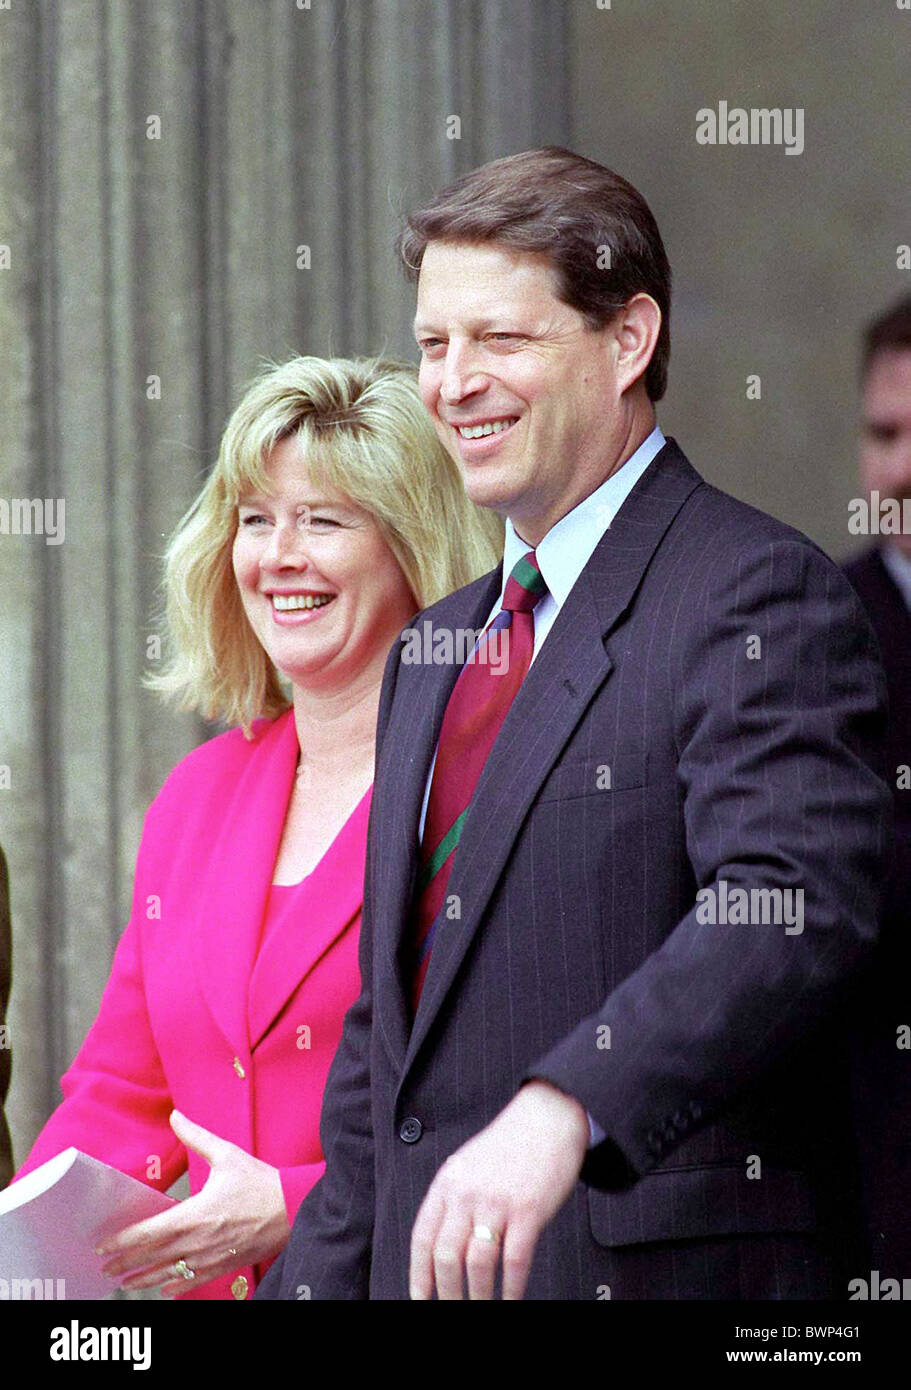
[258,148,889,1301]
[1,846,13,1190]
[844,295,911,1278]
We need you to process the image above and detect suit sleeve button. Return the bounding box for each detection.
[399,1117,423,1144]
[672,1110,689,1130]
[230,1275,249,1300]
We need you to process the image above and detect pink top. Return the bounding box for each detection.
[248,786,371,1041]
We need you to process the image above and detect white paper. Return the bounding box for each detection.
[0,1148,176,1299]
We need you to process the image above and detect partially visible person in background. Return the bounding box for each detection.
[844,294,911,1277]
[0,846,12,1190]
[11,356,501,1298]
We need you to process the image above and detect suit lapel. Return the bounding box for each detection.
[402,440,703,1070]
[869,548,911,648]
[373,568,503,1071]
[246,786,372,1049]
[191,710,299,1056]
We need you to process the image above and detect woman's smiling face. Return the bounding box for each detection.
[232,433,417,692]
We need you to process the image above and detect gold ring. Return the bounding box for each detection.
[472,1224,501,1245]
[174,1258,196,1280]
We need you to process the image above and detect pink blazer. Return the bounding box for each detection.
[14,709,370,1300]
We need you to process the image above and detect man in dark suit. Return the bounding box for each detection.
[258,148,889,1300]
[844,295,911,1277]
[1,845,13,1190]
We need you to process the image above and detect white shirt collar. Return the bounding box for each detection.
[500,426,666,607]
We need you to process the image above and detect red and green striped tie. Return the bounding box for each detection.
[409,550,548,1012]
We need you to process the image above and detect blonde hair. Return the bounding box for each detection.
[148,356,503,733]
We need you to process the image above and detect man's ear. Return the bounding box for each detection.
[612,293,662,395]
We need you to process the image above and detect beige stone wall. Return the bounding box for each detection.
[568,0,909,555]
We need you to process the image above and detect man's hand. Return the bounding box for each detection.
[96,1110,290,1298]
[409,1079,590,1300]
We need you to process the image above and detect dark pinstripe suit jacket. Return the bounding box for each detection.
[259,439,890,1300]
[843,546,911,1275]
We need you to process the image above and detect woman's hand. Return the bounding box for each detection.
[96,1110,291,1298]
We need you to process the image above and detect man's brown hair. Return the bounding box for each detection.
[862,295,911,380]
[397,146,672,401]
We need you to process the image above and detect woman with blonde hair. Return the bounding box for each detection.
[13,356,501,1299]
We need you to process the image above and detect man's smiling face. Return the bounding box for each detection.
[860,348,911,558]
[414,240,640,544]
